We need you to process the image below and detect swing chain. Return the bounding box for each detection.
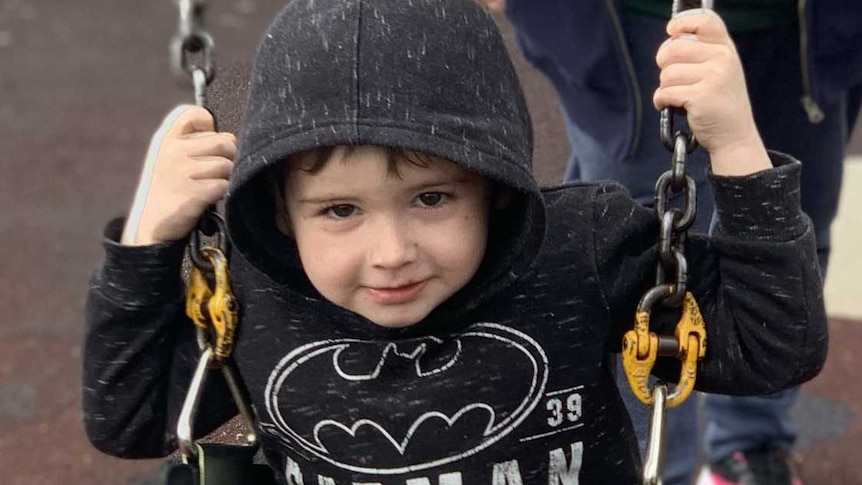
[655,108,697,306]
[170,0,215,106]
[622,105,706,411]
[167,1,257,464]
[622,3,714,483]
[673,0,715,11]
[171,0,233,361]
[621,106,709,484]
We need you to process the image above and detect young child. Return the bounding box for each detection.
[83,0,828,483]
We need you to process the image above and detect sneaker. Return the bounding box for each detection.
[699,447,803,485]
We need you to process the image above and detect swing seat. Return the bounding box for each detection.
[163,443,276,485]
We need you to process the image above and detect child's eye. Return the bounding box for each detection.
[323,204,357,219]
[416,192,448,207]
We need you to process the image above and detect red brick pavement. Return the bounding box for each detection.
[795,319,862,485]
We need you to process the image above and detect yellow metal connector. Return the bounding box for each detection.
[185,247,239,361]
[622,291,706,408]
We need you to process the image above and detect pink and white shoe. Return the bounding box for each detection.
[696,448,803,485]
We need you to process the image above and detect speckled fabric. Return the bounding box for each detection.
[83,1,828,483]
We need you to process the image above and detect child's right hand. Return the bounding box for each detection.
[125,106,235,246]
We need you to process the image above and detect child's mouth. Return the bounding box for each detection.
[364,280,428,305]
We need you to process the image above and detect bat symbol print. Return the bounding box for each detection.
[262,323,549,474]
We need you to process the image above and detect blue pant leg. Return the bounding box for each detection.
[704,22,860,463]
[705,390,799,462]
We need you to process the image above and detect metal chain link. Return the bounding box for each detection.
[652,0,714,305]
[654,108,698,307]
[170,0,226,352]
[170,0,221,273]
[167,2,256,461]
[624,2,714,483]
[170,0,215,107]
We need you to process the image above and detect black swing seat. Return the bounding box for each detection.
[163,442,276,485]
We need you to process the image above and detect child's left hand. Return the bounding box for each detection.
[654,9,771,176]
[474,0,505,13]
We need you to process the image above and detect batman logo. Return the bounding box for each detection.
[262,322,549,474]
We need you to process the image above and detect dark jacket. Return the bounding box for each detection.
[82,0,828,483]
[505,0,862,162]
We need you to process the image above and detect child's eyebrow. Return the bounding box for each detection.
[296,194,361,205]
[403,174,472,191]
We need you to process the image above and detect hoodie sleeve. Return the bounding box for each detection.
[594,152,828,395]
[82,218,237,458]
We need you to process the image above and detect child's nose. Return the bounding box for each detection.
[369,217,417,269]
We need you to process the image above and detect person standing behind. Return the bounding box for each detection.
[477,0,862,484]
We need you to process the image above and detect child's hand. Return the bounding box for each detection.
[654,10,771,175]
[474,0,505,13]
[124,105,235,246]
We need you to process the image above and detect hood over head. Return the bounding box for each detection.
[226,0,546,332]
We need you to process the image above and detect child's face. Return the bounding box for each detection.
[283,146,492,328]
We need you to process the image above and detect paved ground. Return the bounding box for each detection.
[0,1,859,483]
